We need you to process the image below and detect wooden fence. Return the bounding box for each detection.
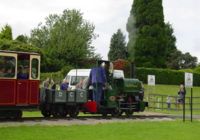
[146,94,200,111]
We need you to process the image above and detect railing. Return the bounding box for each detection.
[146,94,200,111]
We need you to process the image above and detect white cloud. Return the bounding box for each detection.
[163,0,200,61]
[0,0,199,62]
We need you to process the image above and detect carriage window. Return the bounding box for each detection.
[0,56,16,78]
[31,58,39,79]
[17,56,29,79]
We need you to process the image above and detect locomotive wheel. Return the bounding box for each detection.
[52,111,60,118]
[15,110,22,119]
[125,110,134,117]
[60,110,68,118]
[57,106,67,118]
[111,109,122,117]
[6,110,22,119]
[102,112,107,118]
[41,110,51,118]
[69,107,79,118]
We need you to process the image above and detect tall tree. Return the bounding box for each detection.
[108,29,127,61]
[166,50,197,69]
[164,23,176,55]
[30,9,98,71]
[126,0,177,68]
[0,24,13,40]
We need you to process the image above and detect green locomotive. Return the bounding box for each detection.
[40,60,148,117]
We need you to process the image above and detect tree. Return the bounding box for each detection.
[108,29,127,61]
[180,52,197,69]
[0,24,13,40]
[0,25,40,53]
[30,9,98,71]
[126,0,177,68]
[166,50,197,69]
[15,35,29,43]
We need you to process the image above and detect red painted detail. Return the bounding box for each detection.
[83,101,97,113]
[16,80,29,104]
[29,80,39,105]
[0,79,16,105]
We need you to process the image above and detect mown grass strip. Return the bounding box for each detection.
[0,121,200,140]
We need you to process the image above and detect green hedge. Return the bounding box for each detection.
[40,65,73,83]
[136,67,200,86]
[40,71,64,84]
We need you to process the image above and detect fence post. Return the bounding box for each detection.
[162,95,164,110]
[191,88,193,122]
[183,94,185,122]
[147,94,150,110]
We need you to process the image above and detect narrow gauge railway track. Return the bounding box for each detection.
[0,114,173,124]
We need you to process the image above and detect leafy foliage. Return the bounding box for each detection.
[30,9,98,72]
[0,39,41,53]
[108,29,127,61]
[0,24,13,40]
[15,35,29,43]
[166,50,198,69]
[194,65,200,73]
[0,25,41,53]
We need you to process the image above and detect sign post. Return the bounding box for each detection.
[184,72,193,122]
[147,75,155,107]
[148,75,155,86]
[185,73,193,87]
[190,88,193,122]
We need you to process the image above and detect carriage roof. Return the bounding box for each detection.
[0,50,40,55]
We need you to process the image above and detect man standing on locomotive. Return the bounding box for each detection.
[89,63,107,106]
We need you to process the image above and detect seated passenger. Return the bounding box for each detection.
[43,77,54,89]
[60,79,69,91]
[76,78,84,89]
[17,65,29,79]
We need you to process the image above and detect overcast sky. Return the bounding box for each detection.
[0,0,199,61]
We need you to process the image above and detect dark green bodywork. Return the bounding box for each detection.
[123,79,143,94]
[105,78,146,111]
[40,88,87,104]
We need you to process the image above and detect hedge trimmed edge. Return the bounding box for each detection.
[136,67,200,86]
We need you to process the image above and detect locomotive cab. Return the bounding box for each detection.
[0,50,40,118]
[83,60,148,117]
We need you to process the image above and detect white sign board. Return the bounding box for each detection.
[148,75,155,86]
[185,72,193,87]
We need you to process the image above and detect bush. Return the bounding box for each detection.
[61,65,74,77]
[194,66,200,73]
[40,71,64,84]
[40,65,74,84]
[136,67,200,86]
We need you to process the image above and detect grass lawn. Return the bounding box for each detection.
[23,111,42,118]
[144,84,200,96]
[0,121,200,140]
